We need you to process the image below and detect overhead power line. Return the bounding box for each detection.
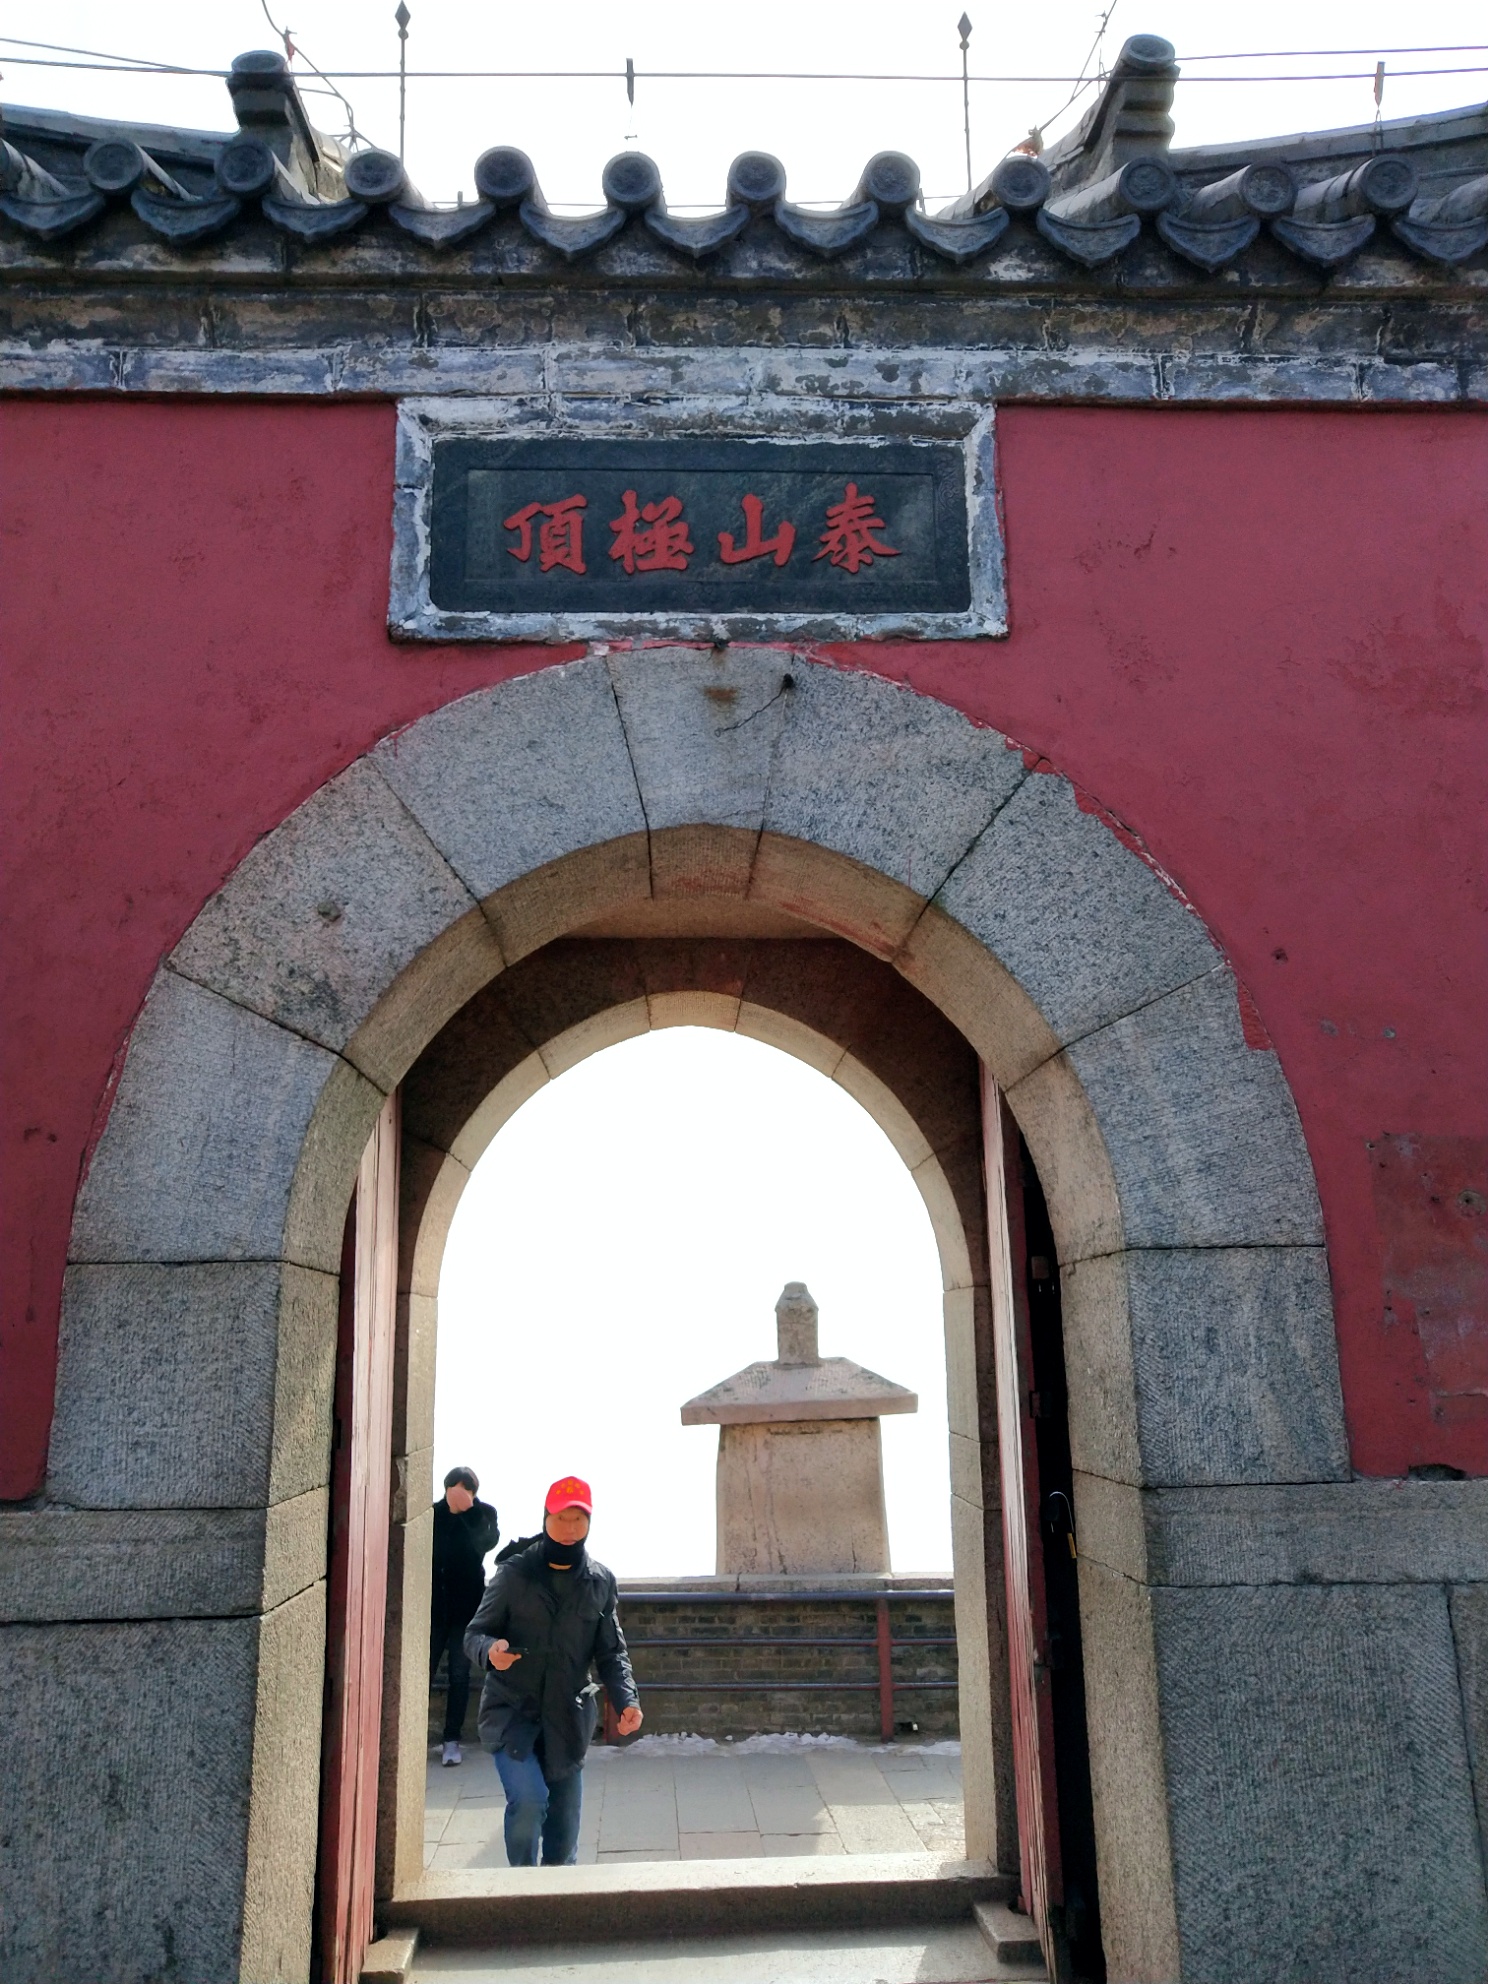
[0,33,194,72]
[1176,44,1488,59]
[6,33,1485,68]
[256,0,370,149]
[1,44,1486,85]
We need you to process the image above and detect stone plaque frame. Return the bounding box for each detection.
[390,395,1006,644]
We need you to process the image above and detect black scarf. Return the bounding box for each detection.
[515,1523,591,1603]
[536,1533,588,1586]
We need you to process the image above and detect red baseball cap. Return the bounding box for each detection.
[545,1475,593,1514]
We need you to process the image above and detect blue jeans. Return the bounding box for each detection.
[491,1744,584,1866]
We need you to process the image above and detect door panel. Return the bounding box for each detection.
[317,1094,400,1984]
[983,1067,1063,1971]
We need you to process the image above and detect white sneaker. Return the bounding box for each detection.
[441,1741,462,1767]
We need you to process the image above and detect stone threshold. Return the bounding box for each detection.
[383,1852,1010,1944]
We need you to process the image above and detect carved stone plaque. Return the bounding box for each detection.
[430,437,970,615]
[391,400,1005,642]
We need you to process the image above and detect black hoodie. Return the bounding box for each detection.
[431,1495,500,1626]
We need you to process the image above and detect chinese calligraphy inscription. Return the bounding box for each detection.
[429,438,969,618]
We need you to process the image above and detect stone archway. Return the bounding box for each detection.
[52,649,1346,1983]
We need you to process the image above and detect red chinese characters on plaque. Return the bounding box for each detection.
[814,483,900,573]
[499,483,901,580]
[608,490,696,573]
[432,438,971,619]
[718,495,796,567]
[502,495,588,574]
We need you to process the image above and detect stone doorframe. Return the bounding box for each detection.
[50,646,1481,1984]
[380,930,1008,1900]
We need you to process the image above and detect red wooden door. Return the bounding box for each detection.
[982,1066,1064,1972]
[318,1094,400,1984]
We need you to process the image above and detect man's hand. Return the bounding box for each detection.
[488,1639,521,1671]
[616,1704,643,1737]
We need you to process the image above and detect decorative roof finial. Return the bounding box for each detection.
[775,1282,819,1366]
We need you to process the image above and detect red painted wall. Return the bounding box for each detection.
[3,398,1484,1497]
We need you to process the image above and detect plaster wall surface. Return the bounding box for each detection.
[3,399,1483,1495]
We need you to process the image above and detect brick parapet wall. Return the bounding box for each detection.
[432,1579,959,1744]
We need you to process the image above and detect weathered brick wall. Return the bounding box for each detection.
[432,1584,958,1744]
[623,1589,959,1740]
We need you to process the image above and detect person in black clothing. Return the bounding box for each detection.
[464,1474,642,1866]
[430,1465,500,1766]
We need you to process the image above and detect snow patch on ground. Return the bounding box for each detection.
[606,1732,962,1758]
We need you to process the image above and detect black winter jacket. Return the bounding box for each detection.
[463,1538,638,1780]
[431,1496,500,1626]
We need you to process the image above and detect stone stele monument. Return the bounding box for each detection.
[681,1282,917,1576]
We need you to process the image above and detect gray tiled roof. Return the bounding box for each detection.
[2,35,1485,275]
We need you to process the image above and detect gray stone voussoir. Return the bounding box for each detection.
[1062,1246,1347,1487]
[168,755,498,1089]
[50,1260,337,1509]
[1061,968,1324,1250]
[765,663,1028,901]
[70,969,384,1271]
[372,656,645,902]
[934,769,1220,1046]
[0,1489,327,1622]
[1153,1582,1488,1983]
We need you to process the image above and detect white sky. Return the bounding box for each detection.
[434,1029,950,1579]
[4,3,1484,210]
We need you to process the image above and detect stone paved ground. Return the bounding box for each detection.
[424,1735,965,1869]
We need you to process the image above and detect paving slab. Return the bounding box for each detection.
[829,1803,925,1855]
[679,1831,765,1860]
[427,1841,507,1874]
[746,1787,834,1835]
[676,1776,756,1834]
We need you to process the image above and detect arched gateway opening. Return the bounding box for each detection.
[54,650,1344,1982]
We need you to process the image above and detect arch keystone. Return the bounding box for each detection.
[607,646,792,897]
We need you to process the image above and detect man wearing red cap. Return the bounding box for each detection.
[464,1475,643,1866]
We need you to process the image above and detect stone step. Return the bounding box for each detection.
[362,1925,420,1982]
[385,1852,1013,1946]
[406,1921,1046,1982]
[972,1900,1045,1968]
